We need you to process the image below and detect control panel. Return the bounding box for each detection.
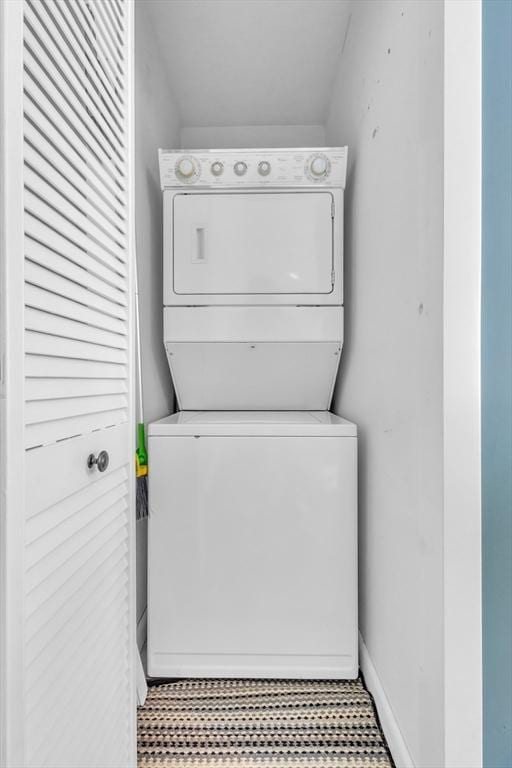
[159,147,348,189]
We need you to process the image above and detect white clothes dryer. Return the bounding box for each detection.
[159,147,347,411]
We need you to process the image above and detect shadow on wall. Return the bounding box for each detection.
[330,156,370,622]
[135,162,174,426]
[332,156,357,414]
[143,164,167,358]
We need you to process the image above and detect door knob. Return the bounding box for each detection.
[87,450,109,473]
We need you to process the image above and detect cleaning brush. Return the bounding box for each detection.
[135,255,149,520]
[136,422,148,520]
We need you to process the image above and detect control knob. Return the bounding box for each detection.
[175,156,199,183]
[306,153,331,181]
[234,161,248,176]
[211,161,224,176]
[258,161,271,176]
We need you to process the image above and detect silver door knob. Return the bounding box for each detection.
[87,450,109,472]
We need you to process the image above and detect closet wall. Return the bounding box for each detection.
[325,2,444,766]
[181,125,325,149]
[135,4,181,632]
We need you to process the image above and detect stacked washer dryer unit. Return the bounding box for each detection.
[148,148,358,680]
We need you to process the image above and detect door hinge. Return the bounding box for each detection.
[331,269,336,286]
[331,199,335,218]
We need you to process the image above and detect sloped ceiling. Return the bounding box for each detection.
[142,0,351,127]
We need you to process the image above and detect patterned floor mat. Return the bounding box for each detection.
[137,677,394,767]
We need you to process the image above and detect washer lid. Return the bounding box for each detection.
[148,411,357,437]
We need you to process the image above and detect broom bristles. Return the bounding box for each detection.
[136,474,148,520]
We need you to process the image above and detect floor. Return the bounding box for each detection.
[137,677,393,767]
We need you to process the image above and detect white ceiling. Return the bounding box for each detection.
[143,0,351,127]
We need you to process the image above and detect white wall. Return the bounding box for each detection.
[325,2,444,766]
[145,0,351,128]
[444,3,482,764]
[181,124,325,149]
[135,4,181,630]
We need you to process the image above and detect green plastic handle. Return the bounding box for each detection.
[136,422,148,466]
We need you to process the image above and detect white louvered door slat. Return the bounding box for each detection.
[24,119,126,230]
[71,2,124,94]
[3,0,136,765]
[23,52,125,182]
[23,74,125,202]
[24,2,125,150]
[46,0,124,123]
[25,356,127,380]
[24,193,127,271]
[23,96,126,216]
[23,21,125,161]
[24,308,128,349]
[24,240,126,304]
[25,283,127,333]
[24,144,126,244]
[25,262,127,320]
[102,0,124,38]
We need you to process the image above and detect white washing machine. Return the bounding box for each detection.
[148,147,358,679]
[147,411,358,679]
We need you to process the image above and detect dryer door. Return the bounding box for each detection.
[172,192,333,296]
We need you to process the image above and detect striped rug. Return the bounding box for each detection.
[137,677,393,767]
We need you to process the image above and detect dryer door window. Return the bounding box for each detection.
[173,192,333,295]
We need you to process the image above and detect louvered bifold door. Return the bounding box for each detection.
[21,0,135,765]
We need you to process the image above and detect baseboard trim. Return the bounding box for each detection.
[137,608,147,652]
[359,633,415,768]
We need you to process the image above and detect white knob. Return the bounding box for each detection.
[258,161,271,176]
[177,158,195,178]
[211,161,224,176]
[310,156,328,176]
[234,161,247,176]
